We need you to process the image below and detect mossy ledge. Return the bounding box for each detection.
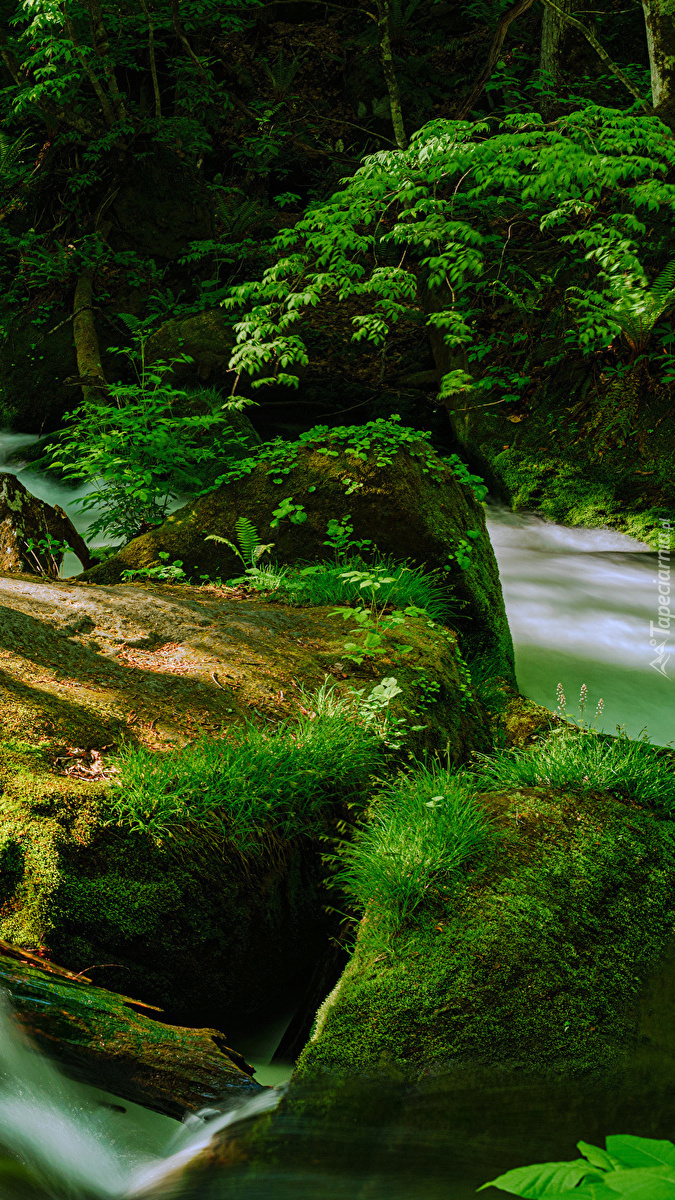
[297,785,675,1079]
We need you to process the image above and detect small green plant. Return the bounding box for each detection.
[323,516,372,564]
[335,764,491,950]
[206,516,275,577]
[270,497,307,528]
[413,671,442,706]
[330,566,426,664]
[21,533,73,579]
[445,529,480,572]
[481,1133,675,1197]
[121,552,187,583]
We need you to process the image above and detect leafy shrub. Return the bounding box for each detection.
[473,727,675,814]
[51,339,249,544]
[335,764,492,946]
[108,682,392,850]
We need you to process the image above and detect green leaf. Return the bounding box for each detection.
[479,1159,604,1197]
[605,1138,675,1170]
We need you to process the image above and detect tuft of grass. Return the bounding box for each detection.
[108,684,388,851]
[335,764,492,948]
[473,726,675,812]
[236,554,455,623]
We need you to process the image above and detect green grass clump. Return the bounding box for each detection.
[239,555,454,623]
[108,690,386,851]
[473,727,675,812]
[336,764,492,946]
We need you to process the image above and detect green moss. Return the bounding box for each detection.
[298,786,675,1078]
[491,450,672,545]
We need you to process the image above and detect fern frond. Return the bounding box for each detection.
[235,516,260,565]
[649,256,675,305]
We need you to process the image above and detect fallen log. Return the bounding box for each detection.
[0,950,260,1119]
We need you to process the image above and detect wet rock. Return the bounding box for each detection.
[0,474,92,574]
[0,947,259,1118]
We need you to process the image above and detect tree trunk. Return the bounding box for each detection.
[642,0,675,122]
[374,0,407,150]
[539,0,572,97]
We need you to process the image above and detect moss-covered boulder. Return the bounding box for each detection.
[0,570,491,1023]
[0,739,333,1028]
[297,785,675,1079]
[82,423,515,682]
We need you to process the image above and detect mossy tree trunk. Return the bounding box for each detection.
[642,0,675,122]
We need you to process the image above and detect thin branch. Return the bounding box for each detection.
[538,0,651,111]
[84,0,127,120]
[456,0,537,119]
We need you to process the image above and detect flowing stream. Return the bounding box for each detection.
[486,506,673,746]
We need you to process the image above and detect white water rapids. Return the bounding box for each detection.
[0,994,281,1198]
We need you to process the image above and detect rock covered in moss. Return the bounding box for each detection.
[0,740,331,1028]
[82,424,515,682]
[0,474,91,573]
[297,785,675,1079]
[0,948,259,1118]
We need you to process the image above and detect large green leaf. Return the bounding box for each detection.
[600,1166,675,1199]
[478,1159,604,1196]
[605,1137,675,1170]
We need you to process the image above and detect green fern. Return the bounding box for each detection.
[206,517,274,569]
[568,254,675,354]
[235,516,261,564]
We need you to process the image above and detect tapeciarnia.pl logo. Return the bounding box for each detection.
[650,518,672,678]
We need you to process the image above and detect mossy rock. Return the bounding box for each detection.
[82,438,515,683]
[0,571,489,761]
[0,576,491,1021]
[0,740,330,1026]
[501,696,555,747]
[297,785,675,1078]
